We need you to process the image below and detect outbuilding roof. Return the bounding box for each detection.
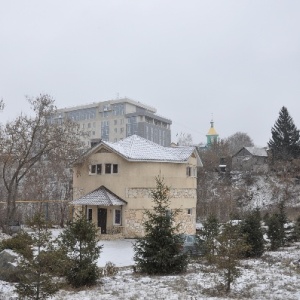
[71,186,127,206]
[244,147,268,157]
[233,147,268,157]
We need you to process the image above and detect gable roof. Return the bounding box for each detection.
[234,147,268,157]
[79,135,203,166]
[71,186,127,206]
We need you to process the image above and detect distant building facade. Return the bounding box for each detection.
[232,147,268,173]
[52,98,172,147]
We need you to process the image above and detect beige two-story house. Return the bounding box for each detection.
[71,135,202,238]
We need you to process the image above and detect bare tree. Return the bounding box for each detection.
[177,133,193,146]
[0,94,84,229]
[199,140,231,172]
[225,132,254,155]
[0,98,4,111]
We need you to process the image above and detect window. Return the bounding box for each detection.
[186,166,197,177]
[90,164,102,175]
[120,127,124,133]
[113,164,118,173]
[88,208,93,221]
[187,208,192,215]
[114,209,121,225]
[114,128,117,133]
[186,166,191,176]
[114,119,118,125]
[105,164,118,174]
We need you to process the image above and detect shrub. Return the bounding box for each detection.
[0,231,33,260]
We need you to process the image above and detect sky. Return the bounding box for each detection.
[1,0,300,147]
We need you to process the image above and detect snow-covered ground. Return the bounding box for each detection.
[1,232,300,299]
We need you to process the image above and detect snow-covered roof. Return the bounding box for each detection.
[71,186,127,206]
[81,135,202,165]
[244,147,268,157]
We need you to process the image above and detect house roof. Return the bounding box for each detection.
[71,186,127,206]
[80,135,203,166]
[244,147,268,157]
[234,147,268,157]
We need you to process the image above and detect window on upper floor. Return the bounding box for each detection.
[186,166,197,177]
[187,208,192,215]
[105,163,118,174]
[89,164,102,175]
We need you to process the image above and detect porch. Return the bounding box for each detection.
[71,186,127,237]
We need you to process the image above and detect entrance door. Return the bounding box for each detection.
[97,208,107,234]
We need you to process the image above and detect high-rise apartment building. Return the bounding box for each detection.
[53,98,172,147]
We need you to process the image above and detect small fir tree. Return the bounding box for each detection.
[268,106,300,161]
[267,201,287,250]
[133,176,188,274]
[291,215,300,242]
[240,209,264,258]
[214,221,249,293]
[201,214,220,262]
[267,214,282,250]
[59,211,102,288]
[15,213,60,300]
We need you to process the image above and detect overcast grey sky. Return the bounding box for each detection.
[1,0,300,147]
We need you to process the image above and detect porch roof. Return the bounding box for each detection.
[71,186,127,206]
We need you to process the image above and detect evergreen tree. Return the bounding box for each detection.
[201,214,220,262]
[267,213,282,250]
[58,211,102,288]
[133,176,188,275]
[240,209,264,258]
[291,215,300,242]
[267,202,287,250]
[15,213,60,300]
[268,106,300,160]
[214,221,249,293]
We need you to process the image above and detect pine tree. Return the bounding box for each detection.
[133,176,188,275]
[214,222,249,293]
[15,213,60,300]
[268,106,300,160]
[267,202,287,250]
[58,211,102,288]
[240,209,264,258]
[291,215,300,242]
[201,214,220,262]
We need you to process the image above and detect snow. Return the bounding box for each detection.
[97,239,135,267]
[1,238,300,300]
